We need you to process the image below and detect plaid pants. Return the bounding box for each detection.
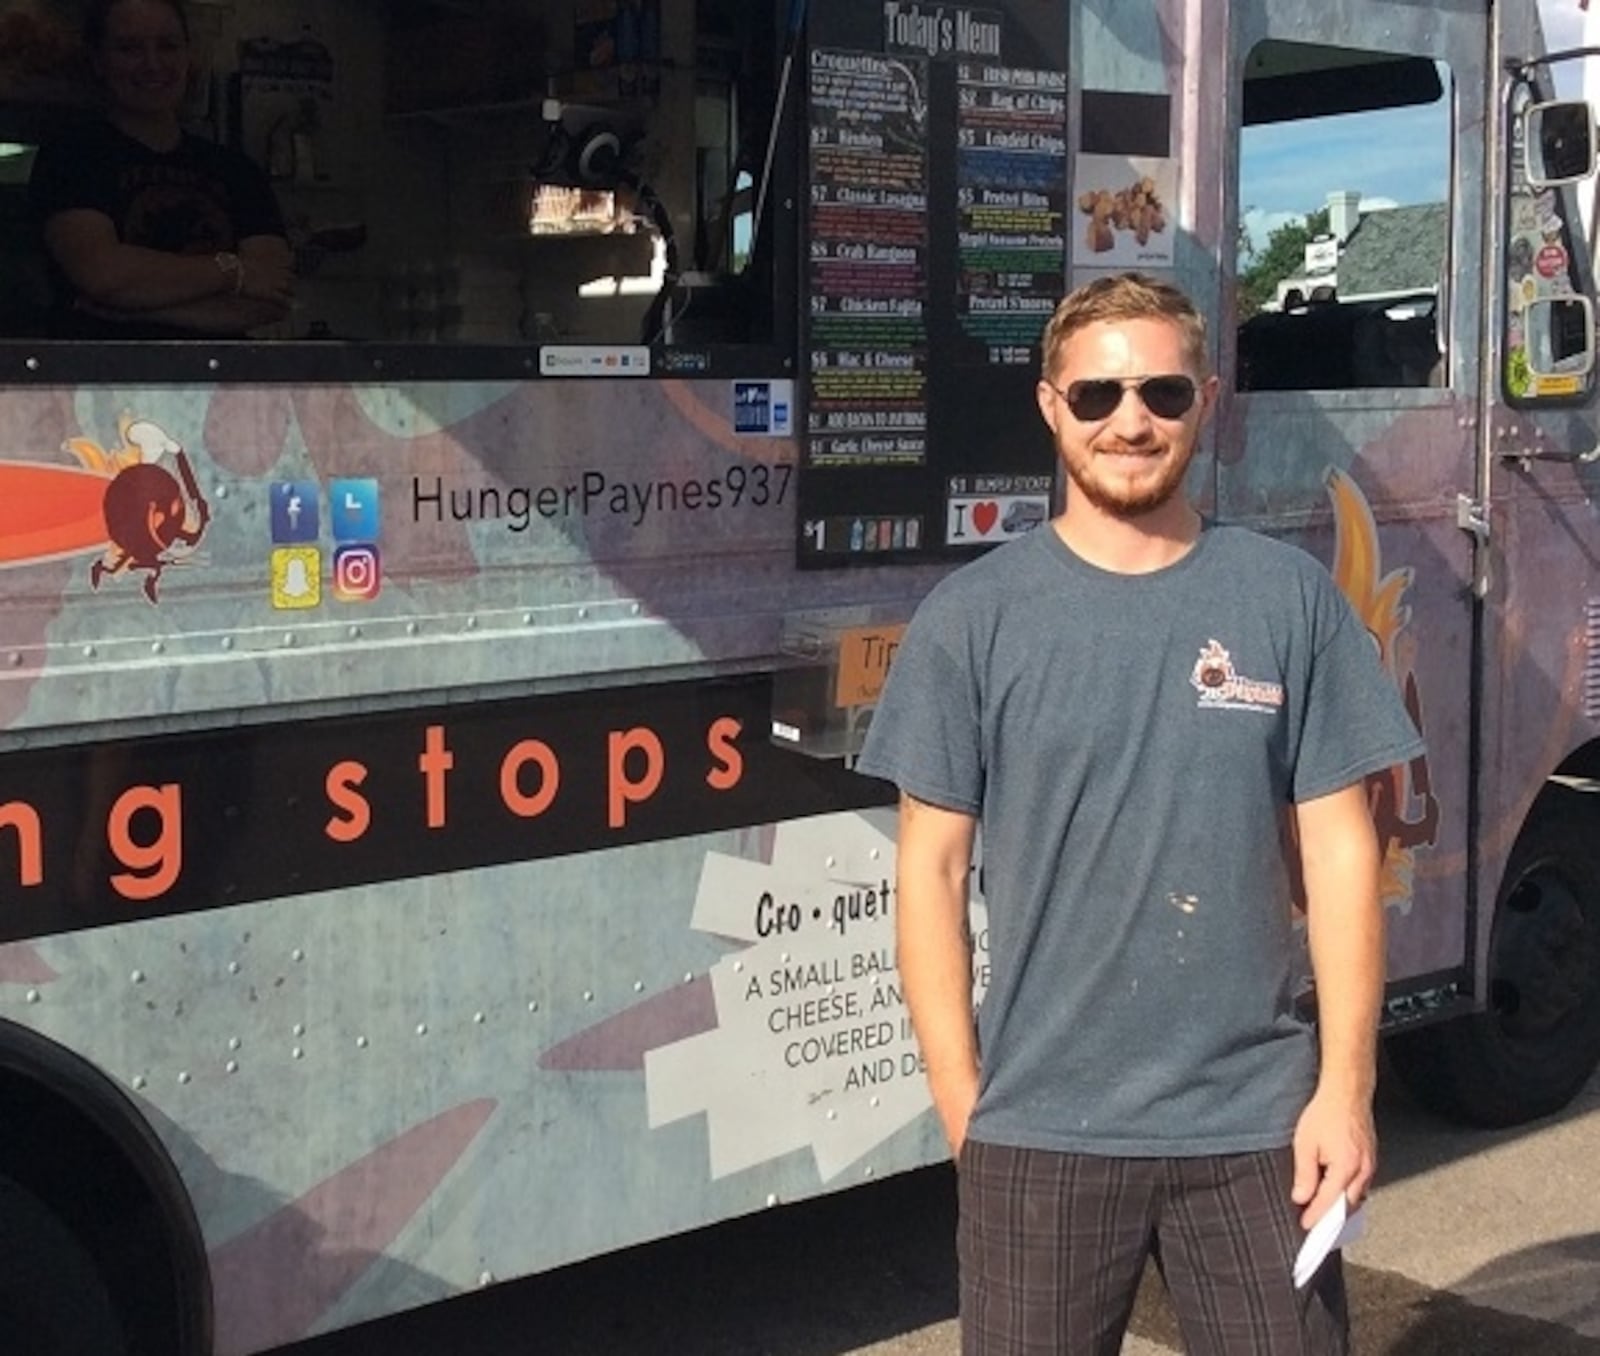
[958,1141,1349,1355]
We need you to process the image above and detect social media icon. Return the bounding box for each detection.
[271,547,321,610]
[270,480,320,543]
[333,544,382,602]
[330,478,380,542]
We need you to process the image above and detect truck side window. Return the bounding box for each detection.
[1236,41,1452,393]
[0,0,789,372]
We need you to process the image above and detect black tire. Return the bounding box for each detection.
[0,1172,127,1356]
[0,1019,213,1356]
[1388,791,1600,1126]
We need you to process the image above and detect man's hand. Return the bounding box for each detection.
[932,1066,980,1158]
[1291,1085,1377,1229]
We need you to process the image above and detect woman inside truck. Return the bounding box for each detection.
[28,0,293,338]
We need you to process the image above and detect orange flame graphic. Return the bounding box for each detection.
[1,415,189,572]
[1325,468,1439,908]
[62,414,150,477]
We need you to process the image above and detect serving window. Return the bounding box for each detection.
[0,0,793,381]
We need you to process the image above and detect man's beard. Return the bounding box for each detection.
[1063,439,1194,518]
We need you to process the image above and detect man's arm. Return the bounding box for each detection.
[1291,779,1385,1227]
[896,790,980,1156]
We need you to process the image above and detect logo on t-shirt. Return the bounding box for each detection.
[1190,639,1285,713]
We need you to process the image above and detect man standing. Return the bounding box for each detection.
[855,273,1424,1354]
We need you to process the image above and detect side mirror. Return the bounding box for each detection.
[1525,295,1595,384]
[1525,100,1598,186]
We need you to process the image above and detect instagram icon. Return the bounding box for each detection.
[333,545,382,602]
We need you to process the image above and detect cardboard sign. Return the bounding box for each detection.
[834,624,906,707]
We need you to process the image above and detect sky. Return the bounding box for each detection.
[1239,1,1593,257]
[1240,101,1447,256]
[1542,1,1588,93]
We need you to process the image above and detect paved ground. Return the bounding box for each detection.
[285,1061,1600,1355]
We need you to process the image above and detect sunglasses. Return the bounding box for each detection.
[1049,374,1198,422]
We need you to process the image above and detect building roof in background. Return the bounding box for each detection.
[1337,203,1449,297]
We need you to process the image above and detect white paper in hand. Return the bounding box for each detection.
[1292,1194,1368,1289]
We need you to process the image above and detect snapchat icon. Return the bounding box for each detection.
[271,547,322,610]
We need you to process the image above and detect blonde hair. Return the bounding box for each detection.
[1040,272,1210,380]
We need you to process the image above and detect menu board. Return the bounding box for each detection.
[955,64,1068,364]
[798,1,1066,567]
[808,52,931,475]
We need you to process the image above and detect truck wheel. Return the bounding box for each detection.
[1387,794,1600,1127]
[0,1173,127,1356]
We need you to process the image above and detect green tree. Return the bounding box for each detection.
[1237,207,1330,318]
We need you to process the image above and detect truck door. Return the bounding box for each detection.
[1224,3,1485,1015]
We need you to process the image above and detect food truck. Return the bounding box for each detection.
[0,0,1597,1351]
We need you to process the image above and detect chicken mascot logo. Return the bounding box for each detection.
[1326,468,1440,909]
[0,416,209,603]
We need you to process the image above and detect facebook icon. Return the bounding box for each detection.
[270,481,321,544]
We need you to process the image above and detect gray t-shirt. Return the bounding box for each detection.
[856,523,1426,1156]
